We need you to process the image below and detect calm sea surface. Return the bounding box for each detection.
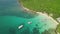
[0,0,57,34]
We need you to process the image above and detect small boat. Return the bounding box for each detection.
[28,22,32,24]
[18,25,23,29]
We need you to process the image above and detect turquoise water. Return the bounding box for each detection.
[0,0,58,34]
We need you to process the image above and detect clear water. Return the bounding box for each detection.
[0,0,58,34]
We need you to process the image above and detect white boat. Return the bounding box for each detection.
[18,25,23,29]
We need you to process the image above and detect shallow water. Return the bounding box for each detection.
[0,0,58,34]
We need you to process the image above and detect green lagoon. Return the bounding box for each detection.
[0,0,58,34]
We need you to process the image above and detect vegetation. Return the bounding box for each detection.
[19,0,60,33]
[19,0,60,19]
[56,24,60,33]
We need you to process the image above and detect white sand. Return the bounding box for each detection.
[22,6,59,25]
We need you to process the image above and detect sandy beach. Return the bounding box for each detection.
[22,6,59,25]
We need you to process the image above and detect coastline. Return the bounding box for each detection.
[21,5,59,25]
[19,0,59,26]
[22,6,59,34]
[22,7,59,34]
[18,0,59,33]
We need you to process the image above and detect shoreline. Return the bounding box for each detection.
[18,0,59,33]
[22,6,59,34]
[22,5,59,24]
[19,0,59,26]
[22,7,59,34]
